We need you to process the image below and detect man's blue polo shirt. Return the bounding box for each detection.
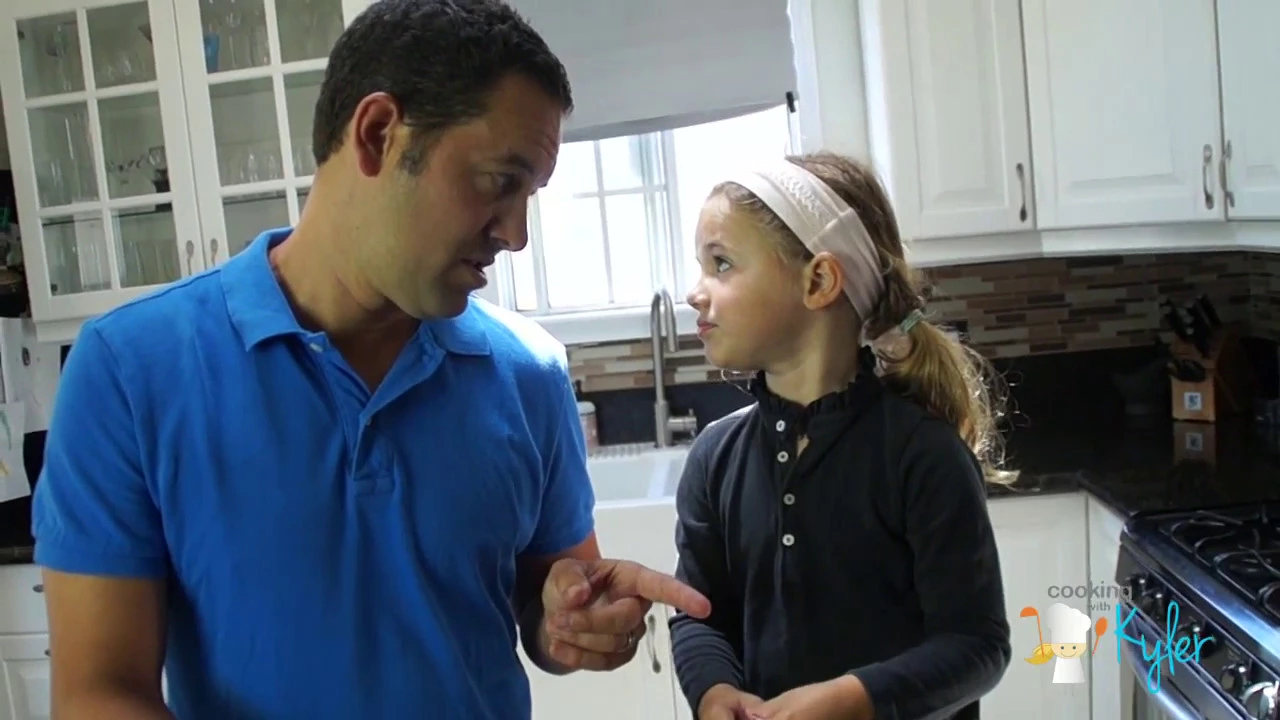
[31,228,597,719]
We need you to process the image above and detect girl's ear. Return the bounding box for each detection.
[802,251,846,310]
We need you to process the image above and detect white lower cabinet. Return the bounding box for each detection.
[1087,494,1130,720]
[521,501,684,720]
[982,493,1092,720]
[0,634,50,720]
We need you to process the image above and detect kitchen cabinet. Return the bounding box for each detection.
[1216,1,1280,221]
[1087,495,1130,720]
[520,501,684,720]
[0,634,51,720]
[0,565,48,720]
[859,0,1035,242]
[0,0,371,344]
[982,493,1091,720]
[815,0,1280,264]
[1021,0,1224,230]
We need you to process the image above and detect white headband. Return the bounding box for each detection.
[723,161,885,321]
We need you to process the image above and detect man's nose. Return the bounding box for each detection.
[492,197,530,253]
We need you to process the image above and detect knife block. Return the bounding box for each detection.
[1173,421,1217,463]
[1169,323,1252,423]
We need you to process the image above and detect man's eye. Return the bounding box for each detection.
[493,173,520,196]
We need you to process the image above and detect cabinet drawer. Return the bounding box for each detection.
[0,565,49,634]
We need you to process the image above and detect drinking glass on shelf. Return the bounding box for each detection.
[37,161,67,207]
[46,24,75,93]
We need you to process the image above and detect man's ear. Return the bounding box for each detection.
[802,252,846,310]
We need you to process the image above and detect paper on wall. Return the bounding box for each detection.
[0,401,29,502]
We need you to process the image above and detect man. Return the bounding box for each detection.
[30,1,710,718]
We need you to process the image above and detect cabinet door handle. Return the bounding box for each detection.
[185,240,195,275]
[44,649,51,657]
[32,583,43,593]
[209,237,220,264]
[1201,144,1215,210]
[1220,140,1235,209]
[645,614,661,673]
[1015,163,1028,222]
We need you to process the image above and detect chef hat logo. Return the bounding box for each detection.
[1046,603,1092,645]
[1020,602,1107,669]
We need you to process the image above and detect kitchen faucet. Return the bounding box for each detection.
[650,288,698,447]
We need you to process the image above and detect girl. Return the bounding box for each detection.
[668,152,1015,720]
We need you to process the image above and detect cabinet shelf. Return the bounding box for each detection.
[36,190,302,229]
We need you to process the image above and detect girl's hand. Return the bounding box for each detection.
[698,683,766,720]
[750,675,873,720]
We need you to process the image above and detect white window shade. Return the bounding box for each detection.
[510,0,798,142]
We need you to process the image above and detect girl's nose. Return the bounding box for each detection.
[685,284,706,310]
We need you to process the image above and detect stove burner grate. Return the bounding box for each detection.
[1160,506,1280,620]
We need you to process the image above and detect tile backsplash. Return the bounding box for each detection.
[569,250,1271,393]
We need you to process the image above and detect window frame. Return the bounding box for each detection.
[477,107,799,347]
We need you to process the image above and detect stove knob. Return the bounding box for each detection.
[1140,588,1165,615]
[1176,622,1218,656]
[1126,573,1148,597]
[1222,663,1250,696]
[1241,681,1277,720]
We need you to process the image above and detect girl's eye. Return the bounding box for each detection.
[713,256,732,273]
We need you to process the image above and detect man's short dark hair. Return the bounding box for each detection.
[312,0,573,173]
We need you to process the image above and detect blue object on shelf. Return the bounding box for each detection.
[203,34,220,73]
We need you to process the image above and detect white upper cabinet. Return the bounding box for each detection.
[0,0,204,342]
[1021,0,1225,230]
[0,0,369,344]
[842,0,1280,250]
[859,0,1034,241]
[172,0,353,270]
[1216,0,1280,220]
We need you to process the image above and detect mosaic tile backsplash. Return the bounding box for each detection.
[568,251,1275,393]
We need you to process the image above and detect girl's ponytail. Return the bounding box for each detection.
[866,259,1017,484]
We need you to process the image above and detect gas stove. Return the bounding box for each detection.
[1117,501,1280,720]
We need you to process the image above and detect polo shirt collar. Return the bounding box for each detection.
[221,228,491,357]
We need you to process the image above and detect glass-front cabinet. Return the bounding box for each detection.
[0,0,369,343]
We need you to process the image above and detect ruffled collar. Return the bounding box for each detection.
[746,346,882,436]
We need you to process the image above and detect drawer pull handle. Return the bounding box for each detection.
[44,649,51,657]
[33,584,44,593]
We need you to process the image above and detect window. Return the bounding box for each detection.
[490,104,797,333]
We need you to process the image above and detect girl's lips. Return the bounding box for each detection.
[696,322,716,337]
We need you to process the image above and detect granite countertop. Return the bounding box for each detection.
[987,412,1280,516]
[4,413,1280,566]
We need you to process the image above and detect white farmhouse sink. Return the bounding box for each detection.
[587,444,690,505]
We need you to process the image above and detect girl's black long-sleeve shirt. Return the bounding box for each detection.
[667,369,1012,720]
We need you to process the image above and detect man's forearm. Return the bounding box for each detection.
[519,597,576,676]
